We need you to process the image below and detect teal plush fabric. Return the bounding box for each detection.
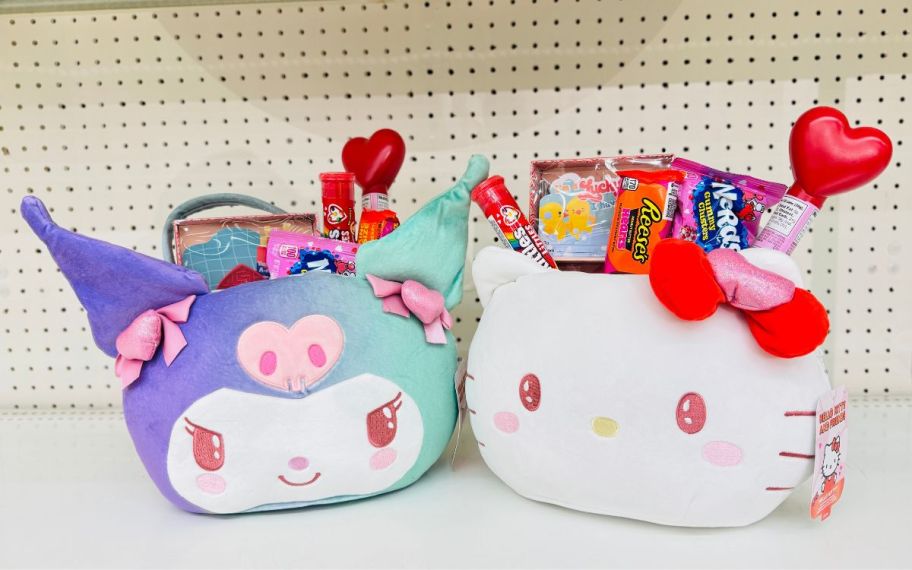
[357,154,489,309]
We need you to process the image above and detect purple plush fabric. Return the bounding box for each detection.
[21,197,209,357]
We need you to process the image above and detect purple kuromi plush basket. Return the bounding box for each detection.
[22,155,489,514]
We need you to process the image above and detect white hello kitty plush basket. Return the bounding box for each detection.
[465,241,833,528]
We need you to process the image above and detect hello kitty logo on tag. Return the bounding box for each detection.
[811,387,847,521]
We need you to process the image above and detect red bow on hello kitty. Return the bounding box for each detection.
[830,437,841,453]
[648,239,829,359]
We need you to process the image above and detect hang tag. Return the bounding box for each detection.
[450,358,468,467]
[810,387,847,521]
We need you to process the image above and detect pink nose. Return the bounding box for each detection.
[287,456,310,471]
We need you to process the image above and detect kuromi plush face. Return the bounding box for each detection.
[167,375,423,514]
[119,273,452,514]
[466,247,830,527]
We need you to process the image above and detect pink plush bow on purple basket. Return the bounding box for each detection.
[367,275,453,344]
[114,295,196,388]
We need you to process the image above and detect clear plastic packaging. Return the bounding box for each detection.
[529,154,675,263]
[173,213,317,289]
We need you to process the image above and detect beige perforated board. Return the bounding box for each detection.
[1,0,909,409]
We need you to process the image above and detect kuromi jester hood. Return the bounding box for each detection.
[22,154,489,514]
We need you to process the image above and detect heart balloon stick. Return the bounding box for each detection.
[342,129,406,243]
[755,107,892,254]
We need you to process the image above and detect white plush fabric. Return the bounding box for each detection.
[466,247,830,527]
[167,374,423,514]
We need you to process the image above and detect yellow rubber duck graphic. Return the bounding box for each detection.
[540,198,595,240]
[565,197,596,239]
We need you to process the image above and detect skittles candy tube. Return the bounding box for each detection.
[472,176,557,269]
[320,172,357,242]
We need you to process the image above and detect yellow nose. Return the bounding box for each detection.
[591,416,619,438]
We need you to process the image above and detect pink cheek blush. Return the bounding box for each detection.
[493,411,520,434]
[369,448,397,470]
[196,473,227,495]
[702,441,743,467]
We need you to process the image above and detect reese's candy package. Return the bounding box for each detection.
[604,169,683,274]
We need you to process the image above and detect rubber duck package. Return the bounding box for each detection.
[529,154,673,265]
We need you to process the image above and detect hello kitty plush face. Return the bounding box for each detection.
[466,246,830,527]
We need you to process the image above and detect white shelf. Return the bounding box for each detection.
[0,398,908,569]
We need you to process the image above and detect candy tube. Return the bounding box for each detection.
[320,172,357,243]
[472,176,557,269]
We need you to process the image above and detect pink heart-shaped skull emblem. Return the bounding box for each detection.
[236,315,344,392]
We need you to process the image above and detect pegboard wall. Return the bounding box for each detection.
[0,0,909,410]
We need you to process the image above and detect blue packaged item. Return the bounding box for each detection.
[671,158,788,252]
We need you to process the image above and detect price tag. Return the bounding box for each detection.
[810,387,847,521]
[449,358,468,466]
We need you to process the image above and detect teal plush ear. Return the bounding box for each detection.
[356,154,489,309]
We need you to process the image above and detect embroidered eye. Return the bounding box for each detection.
[676,393,706,434]
[519,374,541,412]
[366,392,402,448]
[184,418,225,471]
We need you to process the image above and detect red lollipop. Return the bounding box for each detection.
[342,129,406,196]
[789,106,892,207]
[756,107,892,253]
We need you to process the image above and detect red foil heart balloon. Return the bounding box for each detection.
[342,129,406,195]
[789,107,892,207]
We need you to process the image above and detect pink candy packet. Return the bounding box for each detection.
[671,158,788,252]
[266,230,359,278]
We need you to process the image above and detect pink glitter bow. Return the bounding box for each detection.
[366,275,452,344]
[705,248,795,310]
[114,295,196,388]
